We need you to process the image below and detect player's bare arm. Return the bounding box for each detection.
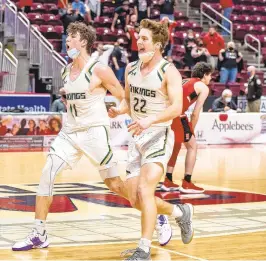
[191,82,209,131]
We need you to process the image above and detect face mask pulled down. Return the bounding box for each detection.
[67,48,80,59]
[138,43,161,63]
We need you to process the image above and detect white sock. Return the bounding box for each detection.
[35,219,46,234]
[171,205,183,219]
[138,238,151,253]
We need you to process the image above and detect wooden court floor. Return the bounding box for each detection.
[0,144,266,260]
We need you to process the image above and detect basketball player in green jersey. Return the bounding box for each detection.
[109,19,194,260]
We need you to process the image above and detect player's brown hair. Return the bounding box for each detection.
[191,62,212,79]
[140,19,169,52]
[67,22,96,54]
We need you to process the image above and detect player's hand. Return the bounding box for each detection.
[220,49,225,53]
[108,106,120,118]
[127,116,155,136]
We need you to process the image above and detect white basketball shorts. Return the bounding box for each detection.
[126,126,174,180]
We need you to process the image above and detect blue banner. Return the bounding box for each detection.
[0,94,51,112]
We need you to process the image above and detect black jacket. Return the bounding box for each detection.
[247,75,262,102]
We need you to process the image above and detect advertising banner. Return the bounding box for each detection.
[0,114,62,151]
[0,94,51,112]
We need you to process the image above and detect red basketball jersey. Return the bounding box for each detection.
[182,78,200,114]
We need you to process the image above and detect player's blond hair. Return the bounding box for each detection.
[140,19,169,52]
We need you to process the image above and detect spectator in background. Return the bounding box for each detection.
[220,0,233,36]
[219,41,242,83]
[161,16,177,61]
[126,23,139,62]
[191,38,210,64]
[203,25,225,69]
[159,0,177,21]
[27,119,37,135]
[91,43,114,65]
[111,1,130,32]
[51,88,67,113]
[245,66,262,112]
[212,89,240,112]
[84,0,101,21]
[183,29,197,69]
[134,0,151,22]
[111,38,129,83]
[60,4,84,54]
[72,0,86,17]
[129,14,138,27]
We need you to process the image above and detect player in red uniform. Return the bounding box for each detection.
[161,62,212,193]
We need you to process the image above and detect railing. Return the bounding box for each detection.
[2,49,18,92]
[4,0,17,38]
[15,12,30,52]
[244,34,261,70]
[186,0,190,18]
[29,26,41,66]
[0,41,3,71]
[39,33,54,79]
[200,2,233,41]
[52,51,67,94]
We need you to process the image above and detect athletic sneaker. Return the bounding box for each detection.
[156,215,172,246]
[175,203,194,244]
[161,177,180,192]
[121,248,151,260]
[179,180,204,194]
[12,228,49,251]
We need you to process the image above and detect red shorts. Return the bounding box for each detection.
[171,115,193,143]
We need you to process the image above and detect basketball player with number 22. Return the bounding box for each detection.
[109,19,194,260]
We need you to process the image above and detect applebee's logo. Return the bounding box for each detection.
[212,114,253,132]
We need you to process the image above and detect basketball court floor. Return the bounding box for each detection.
[0,144,266,260]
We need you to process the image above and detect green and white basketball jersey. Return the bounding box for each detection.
[128,59,172,127]
[61,59,109,133]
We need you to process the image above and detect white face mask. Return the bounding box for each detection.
[67,48,80,59]
[225,97,231,103]
[139,51,155,63]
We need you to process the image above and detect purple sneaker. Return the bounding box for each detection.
[155,215,172,246]
[12,228,49,251]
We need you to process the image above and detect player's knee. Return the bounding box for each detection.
[37,155,67,196]
[104,177,123,196]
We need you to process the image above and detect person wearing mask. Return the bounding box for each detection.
[159,0,177,20]
[134,0,151,22]
[111,38,129,82]
[191,39,210,64]
[219,41,242,83]
[220,0,233,36]
[71,0,86,17]
[111,1,130,32]
[183,29,197,69]
[91,43,114,65]
[245,66,262,112]
[203,25,225,69]
[51,88,67,113]
[126,23,139,62]
[60,4,84,54]
[212,89,240,112]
